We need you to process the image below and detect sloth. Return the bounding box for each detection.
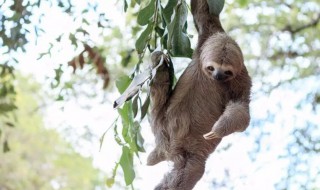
[147,0,252,189]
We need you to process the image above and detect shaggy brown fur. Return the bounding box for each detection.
[147,0,252,189]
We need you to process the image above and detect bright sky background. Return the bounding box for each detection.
[13,0,320,189]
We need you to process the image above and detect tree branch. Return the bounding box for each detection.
[283,13,320,34]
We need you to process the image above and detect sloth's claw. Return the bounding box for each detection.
[203,131,220,140]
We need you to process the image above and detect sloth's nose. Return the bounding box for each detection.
[213,69,228,81]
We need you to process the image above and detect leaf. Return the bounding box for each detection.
[155,26,165,37]
[119,146,135,185]
[116,76,132,94]
[135,22,154,54]
[114,123,124,146]
[162,0,178,25]
[239,0,248,7]
[124,0,128,12]
[140,94,150,120]
[132,95,139,118]
[5,122,15,128]
[167,1,193,58]
[118,103,131,139]
[134,122,145,152]
[106,162,119,187]
[114,70,151,109]
[99,118,119,151]
[137,0,155,26]
[106,178,115,187]
[3,140,10,153]
[0,103,17,114]
[207,0,225,16]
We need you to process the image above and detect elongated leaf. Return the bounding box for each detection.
[3,140,10,153]
[135,23,154,54]
[132,95,139,118]
[207,0,225,16]
[162,0,179,24]
[140,94,150,120]
[134,122,145,152]
[167,1,193,58]
[116,76,132,94]
[124,0,128,12]
[120,146,135,185]
[137,0,155,26]
[118,103,131,139]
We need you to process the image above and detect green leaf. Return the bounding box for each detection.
[119,146,135,185]
[162,0,179,25]
[135,23,154,54]
[134,122,145,152]
[239,0,248,7]
[167,1,193,58]
[132,95,139,118]
[207,0,225,16]
[106,178,115,187]
[118,103,131,140]
[106,162,119,187]
[114,123,124,146]
[3,140,10,153]
[140,95,150,120]
[0,103,17,114]
[155,26,165,37]
[137,0,155,26]
[5,122,15,128]
[124,0,128,12]
[116,76,132,94]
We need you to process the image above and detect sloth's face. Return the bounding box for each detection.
[202,61,238,82]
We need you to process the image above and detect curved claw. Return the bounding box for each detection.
[203,131,220,140]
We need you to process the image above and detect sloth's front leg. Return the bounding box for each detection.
[149,51,174,116]
[147,51,174,166]
[203,101,250,140]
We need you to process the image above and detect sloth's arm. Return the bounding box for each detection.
[203,100,250,140]
[150,52,174,117]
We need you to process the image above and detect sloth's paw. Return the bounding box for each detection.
[147,148,166,166]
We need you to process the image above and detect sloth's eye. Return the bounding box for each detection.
[207,66,214,71]
[224,70,233,76]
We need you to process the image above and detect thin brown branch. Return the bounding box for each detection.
[283,13,320,34]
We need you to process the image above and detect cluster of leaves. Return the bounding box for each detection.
[0,76,105,190]
[0,64,17,152]
[133,0,193,61]
[104,75,149,188]
[68,44,110,89]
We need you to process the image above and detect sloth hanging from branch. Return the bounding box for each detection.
[114,0,252,189]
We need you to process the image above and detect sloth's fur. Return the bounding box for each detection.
[147,0,252,189]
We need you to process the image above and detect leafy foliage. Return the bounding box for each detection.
[0,76,104,189]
